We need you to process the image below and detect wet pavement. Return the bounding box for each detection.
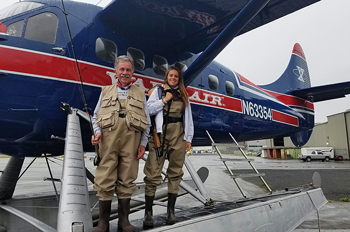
[1,154,350,231]
[176,154,350,232]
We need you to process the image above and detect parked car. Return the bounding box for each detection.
[298,150,330,162]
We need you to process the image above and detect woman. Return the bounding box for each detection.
[143,66,194,227]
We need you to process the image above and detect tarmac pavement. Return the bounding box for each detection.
[1,154,350,231]
[180,154,350,232]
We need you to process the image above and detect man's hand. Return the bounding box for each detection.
[137,145,146,159]
[186,142,191,152]
[91,133,101,145]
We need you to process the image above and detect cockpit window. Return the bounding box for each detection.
[0,2,44,20]
[24,12,58,44]
[6,20,24,37]
[95,38,117,63]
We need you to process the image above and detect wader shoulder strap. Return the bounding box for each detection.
[148,86,164,131]
[160,100,172,158]
[157,86,164,99]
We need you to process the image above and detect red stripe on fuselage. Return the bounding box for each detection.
[265,89,314,110]
[187,88,242,113]
[78,61,115,86]
[237,71,313,111]
[0,45,301,123]
[0,45,112,86]
[237,73,263,91]
[0,45,244,114]
[272,110,299,127]
[126,76,243,113]
[0,46,78,82]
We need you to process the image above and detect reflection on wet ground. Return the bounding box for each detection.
[1,154,349,231]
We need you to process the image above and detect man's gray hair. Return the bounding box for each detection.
[115,55,134,72]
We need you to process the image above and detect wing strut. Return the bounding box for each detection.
[184,0,270,87]
[57,105,93,232]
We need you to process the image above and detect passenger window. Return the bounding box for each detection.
[127,47,145,70]
[95,38,117,63]
[153,55,168,76]
[24,12,58,44]
[175,62,188,73]
[6,20,24,37]
[311,151,315,154]
[208,74,219,90]
[225,81,235,96]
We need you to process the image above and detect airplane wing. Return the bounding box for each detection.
[291,82,350,102]
[98,0,320,54]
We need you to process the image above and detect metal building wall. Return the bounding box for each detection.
[326,113,349,159]
[345,113,350,158]
[276,111,350,159]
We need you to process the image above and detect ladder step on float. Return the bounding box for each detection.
[206,130,272,198]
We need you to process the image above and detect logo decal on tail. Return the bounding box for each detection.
[293,66,305,82]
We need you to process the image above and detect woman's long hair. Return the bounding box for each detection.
[164,66,189,106]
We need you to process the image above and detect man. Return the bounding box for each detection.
[91,55,150,232]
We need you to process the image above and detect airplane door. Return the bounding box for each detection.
[0,6,71,100]
[219,69,244,136]
[194,67,226,131]
[0,5,76,146]
[195,67,242,132]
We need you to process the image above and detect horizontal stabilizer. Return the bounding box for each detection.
[291,81,350,102]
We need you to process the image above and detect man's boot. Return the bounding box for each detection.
[166,193,177,225]
[93,200,111,232]
[118,198,135,232]
[143,195,154,228]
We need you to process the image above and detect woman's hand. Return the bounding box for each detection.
[164,92,173,102]
[186,142,191,152]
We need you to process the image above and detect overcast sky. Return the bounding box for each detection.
[2,0,349,123]
[215,0,350,124]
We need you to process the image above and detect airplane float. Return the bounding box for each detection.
[0,0,346,231]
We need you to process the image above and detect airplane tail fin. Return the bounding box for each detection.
[259,43,311,93]
[260,43,314,147]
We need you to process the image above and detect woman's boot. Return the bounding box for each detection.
[166,193,177,225]
[143,195,155,228]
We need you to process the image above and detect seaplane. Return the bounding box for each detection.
[1,0,348,231]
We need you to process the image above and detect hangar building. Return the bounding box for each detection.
[263,109,350,160]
